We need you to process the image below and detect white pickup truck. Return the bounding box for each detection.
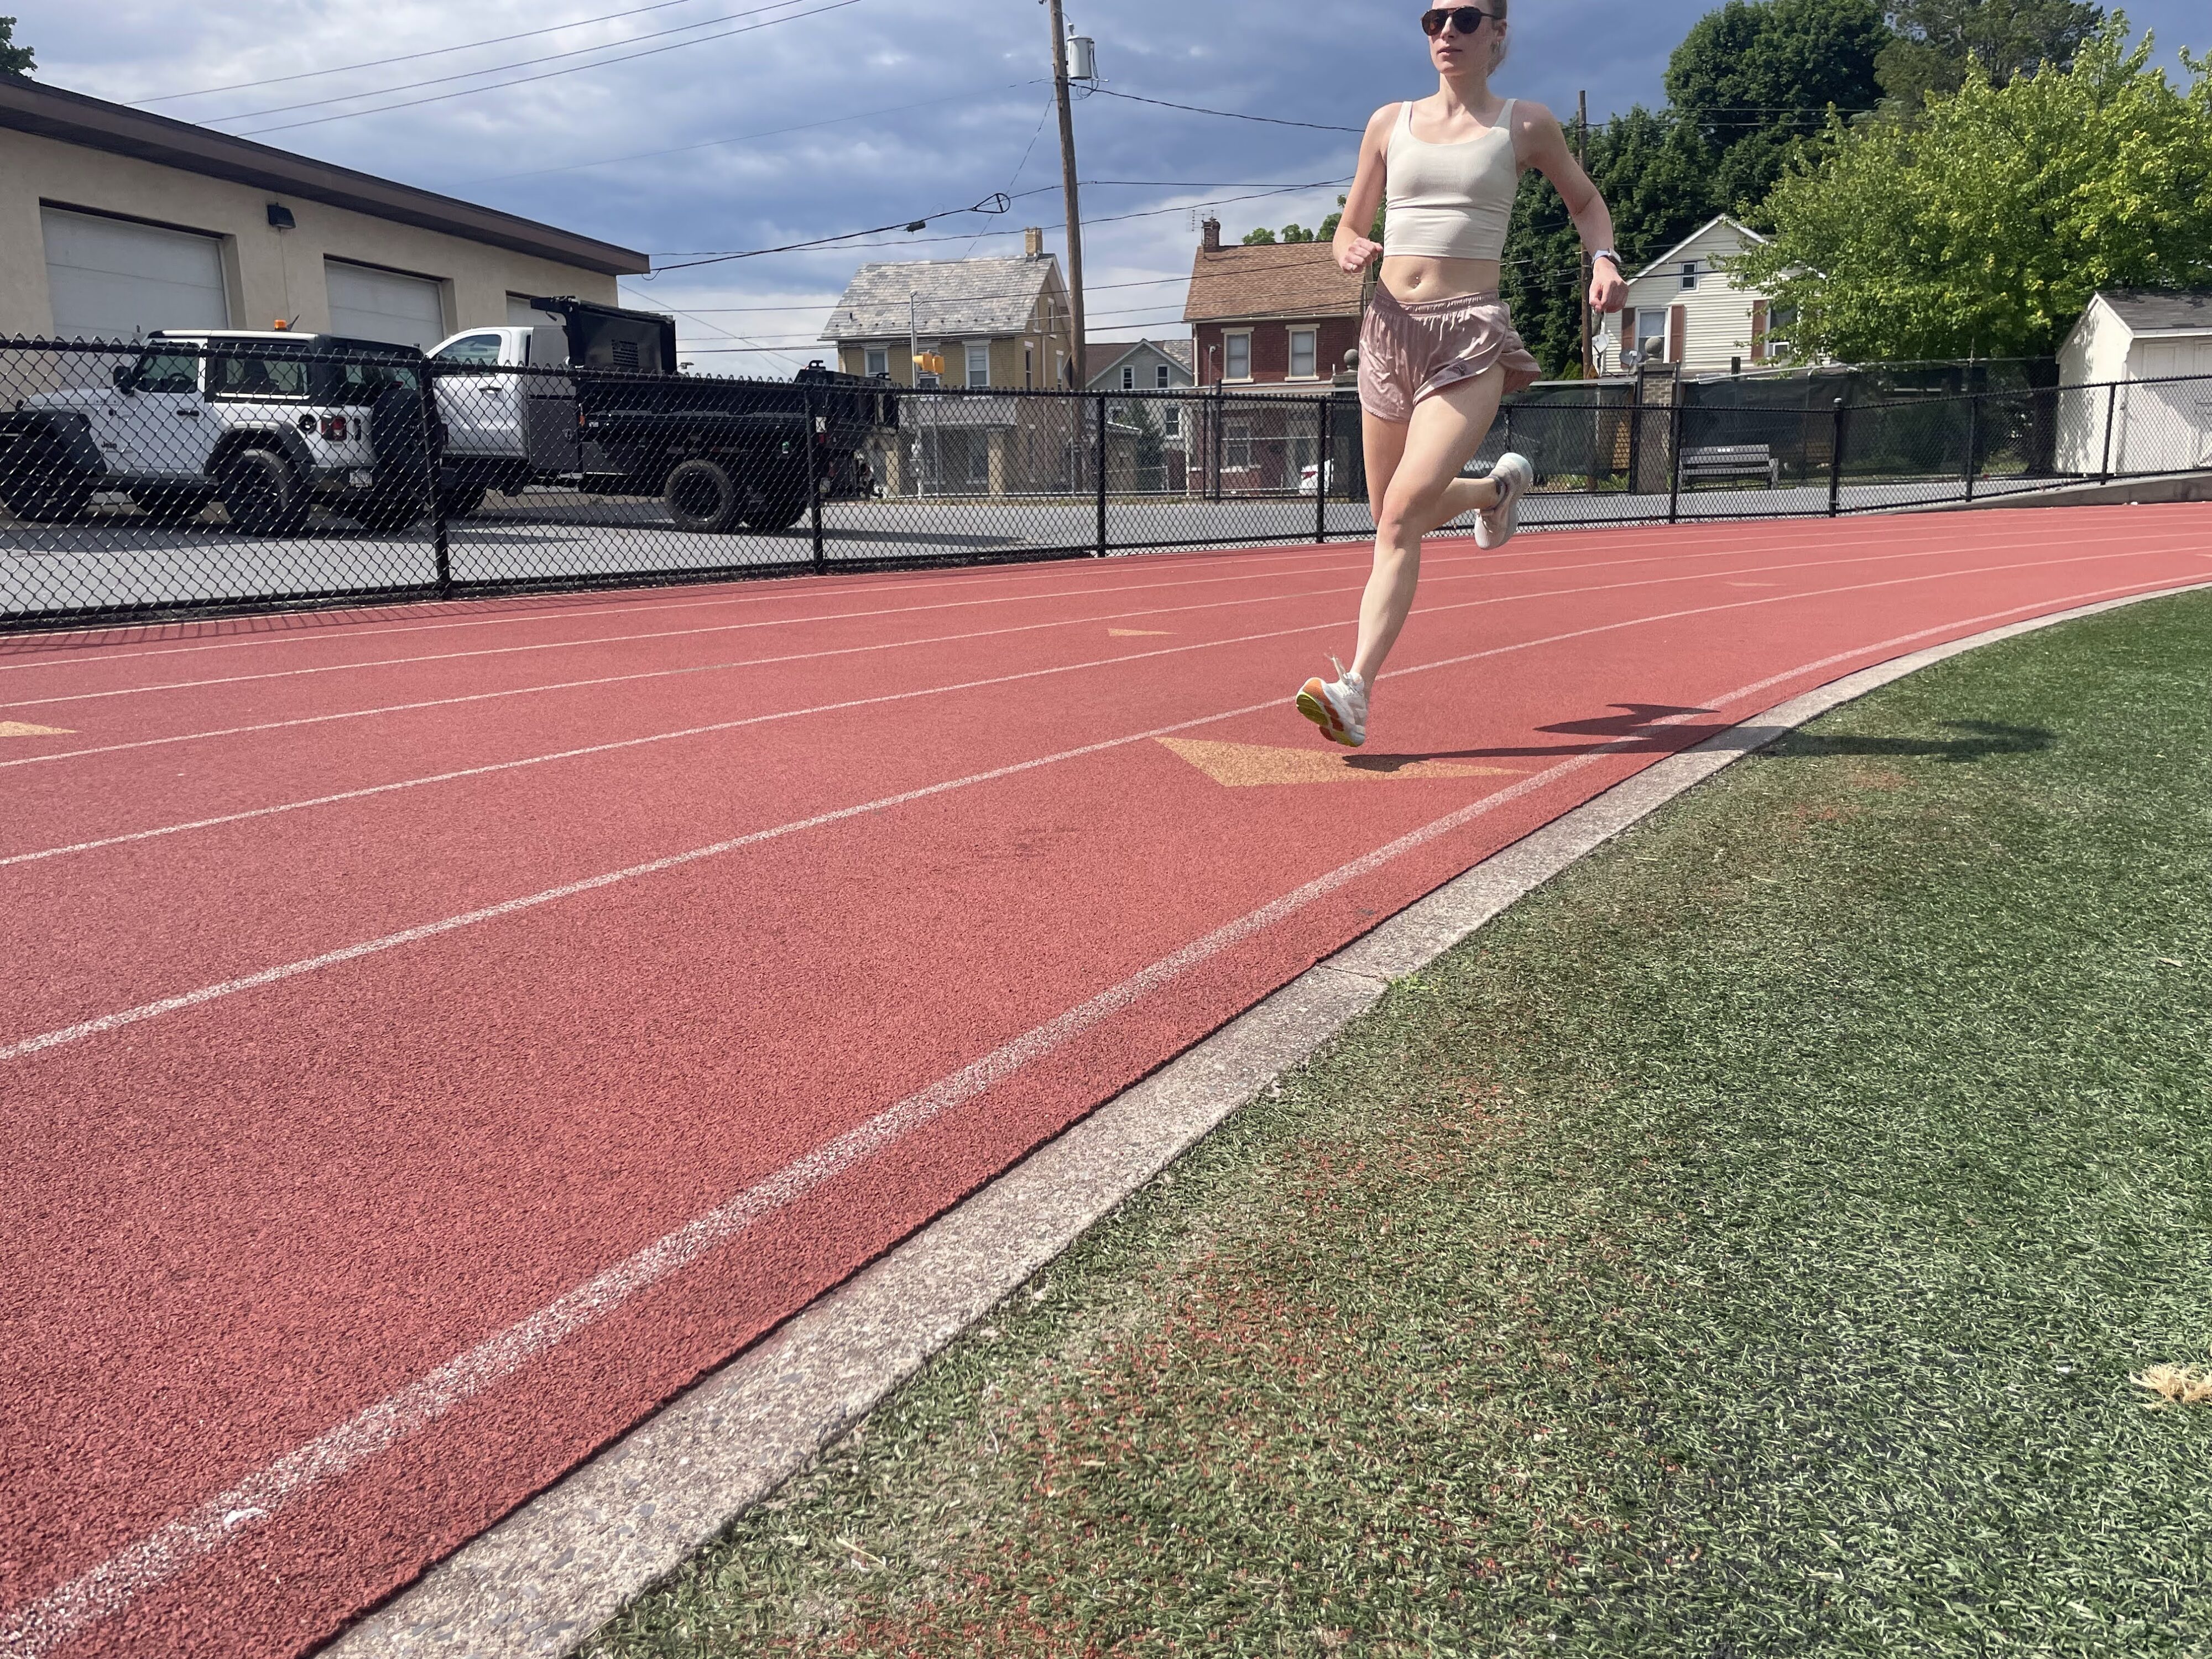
[0,331,435,533]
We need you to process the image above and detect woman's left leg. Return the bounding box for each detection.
[1350,366,1509,684]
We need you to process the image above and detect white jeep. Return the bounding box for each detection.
[0,330,436,534]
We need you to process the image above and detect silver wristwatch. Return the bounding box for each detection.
[1590,249,1623,270]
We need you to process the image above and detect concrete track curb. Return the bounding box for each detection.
[325,580,2212,1659]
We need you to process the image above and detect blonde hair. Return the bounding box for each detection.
[1488,0,1510,70]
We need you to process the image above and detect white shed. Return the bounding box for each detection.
[2057,290,2212,476]
[1595,215,1782,376]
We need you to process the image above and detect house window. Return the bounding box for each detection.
[1680,261,1698,290]
[1122,364,1135,390]
[1024,345,1034,388]
[966,342,990,388]
[1225,419,1251,468]
[1224,331,1251,381]
[1156,364,1171,388]
[864,346,889,378]
[1289,327,1318,378]
[1162,404,1180,435]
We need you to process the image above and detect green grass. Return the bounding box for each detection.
[592,589,2212,1658]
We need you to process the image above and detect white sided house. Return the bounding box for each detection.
[1597,216,1782,377]
[2057,290,2212,475]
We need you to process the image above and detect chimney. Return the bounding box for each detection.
[1201,215,1222,254]
[1024,226,1044,259]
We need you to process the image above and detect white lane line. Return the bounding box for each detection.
[0,557,1362,711]
[4,521,2169,776]
[12,569,2199,1659]
[0,542,1390,672]
[0,513,2094,708]
[9,531,2200,867]
[0,546,2185,1047]
[4,535,2173,866]
[0,510,1820,674]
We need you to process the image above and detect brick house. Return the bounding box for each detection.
[1183,216,1362,391]
[1180,217,1361,494]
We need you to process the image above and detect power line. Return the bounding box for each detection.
[463,81,1048,185]
[1085,86,1364,134]
[135,0,729,103]
[233,0,855,136]
[649,182,1340,255]
[647,179,1350,271]
[648,191,1020,273]
[209,0,817,126]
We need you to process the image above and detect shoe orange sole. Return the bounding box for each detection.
[1296,680,1362,747]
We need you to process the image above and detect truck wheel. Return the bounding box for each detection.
[343,494,427,533]
[129,486,213,526]
[743,469,812,531]
[665,458,741,533]
[437,483,488,519]
[0,436,94,524]
[216,447,309,536]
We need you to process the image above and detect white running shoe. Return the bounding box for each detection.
[1296,656,1369,748]
[1473,451,1533,549]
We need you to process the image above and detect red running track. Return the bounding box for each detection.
[2,507,2208,1657]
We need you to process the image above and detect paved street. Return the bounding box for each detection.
[2,475,2062,622]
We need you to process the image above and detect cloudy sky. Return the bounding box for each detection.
[19,0,2203,367]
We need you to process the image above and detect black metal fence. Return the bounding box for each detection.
[4,335,2208,630]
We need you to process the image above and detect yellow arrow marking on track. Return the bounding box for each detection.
[1109,628,1170,637]
[1159,738,1524,788]
[0,721,74,737]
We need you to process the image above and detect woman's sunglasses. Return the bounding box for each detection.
[1421,7,1494,35]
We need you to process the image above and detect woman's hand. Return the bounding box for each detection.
[1337,234,1382,276]
[1588,256,1627,314]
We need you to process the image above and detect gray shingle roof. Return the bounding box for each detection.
[822,254,1062,342]
[1087,337,1195,386]
[2099,290,2212,332]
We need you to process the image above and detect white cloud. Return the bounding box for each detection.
[17,0,2206,364]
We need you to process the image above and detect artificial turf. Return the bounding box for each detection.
[591,588,2212,1657]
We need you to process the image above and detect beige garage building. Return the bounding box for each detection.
[0,74,647,348]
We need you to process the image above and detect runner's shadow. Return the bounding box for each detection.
[1359,707,2055,766]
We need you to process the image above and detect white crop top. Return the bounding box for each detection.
[1383,97,1520,262]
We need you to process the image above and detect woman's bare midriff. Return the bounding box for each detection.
[1379,253,1502,303]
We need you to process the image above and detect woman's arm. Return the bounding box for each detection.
[1515,102,1627,313]
[1333,105,1398,276]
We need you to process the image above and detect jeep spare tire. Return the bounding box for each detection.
[665,457,741,533]
[216,447,309,536]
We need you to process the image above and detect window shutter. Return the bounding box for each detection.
[1619,307,1636,365]
[1667,304,1686,364]
[1750,300,1768,362]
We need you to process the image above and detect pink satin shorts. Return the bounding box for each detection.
[1357,285,1542,421]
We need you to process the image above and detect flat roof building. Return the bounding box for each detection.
[0,72,648,348]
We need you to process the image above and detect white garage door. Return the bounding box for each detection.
[325,259,447,348]
[42,207,229,342]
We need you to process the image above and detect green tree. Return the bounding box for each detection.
[0,16,35,75]
[1502,107,1719,377]
[1240,226,1278,245]
[1877,0,2104,106]
[1666,0,1892,209]
[1731,23,2212,361]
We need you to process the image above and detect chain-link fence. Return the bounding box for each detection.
[5,334,2209,630]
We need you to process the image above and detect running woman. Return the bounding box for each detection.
[1297,2,1627,748]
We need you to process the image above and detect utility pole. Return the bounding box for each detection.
[1046,0,1087,388]
[1577,88,1593,380]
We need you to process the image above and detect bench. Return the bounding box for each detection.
[1679,444,1782,488]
